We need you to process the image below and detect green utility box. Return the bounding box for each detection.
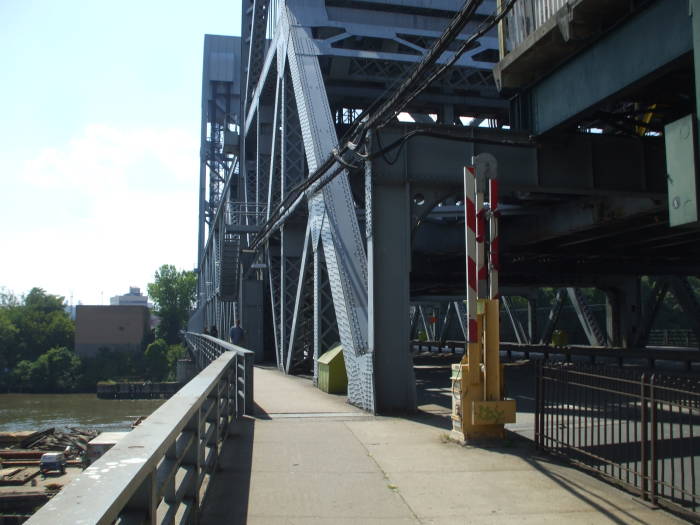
[552,330,568,347]
[318,345,347,394]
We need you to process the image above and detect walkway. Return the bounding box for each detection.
[201,365,686,524]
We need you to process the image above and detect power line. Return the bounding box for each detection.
[250,0,517,251]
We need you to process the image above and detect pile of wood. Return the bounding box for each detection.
[0,467,39,486]
[0,431,48,449]
[0,428,98,468]
[21,428,97,455]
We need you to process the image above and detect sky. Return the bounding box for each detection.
[0,0,242,305]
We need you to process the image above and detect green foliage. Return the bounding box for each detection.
[166,344,186,381]
[147,265,197,344]
[0,288,75,390]
[78,348,144,389]
[0,287,19,307]
[144,339,169,381]
[11,347,82,393]
[36,347,82,392]
[142,340,186,381]
[0,312,18,370]
[12,360,33,388]
[0,284,188,391]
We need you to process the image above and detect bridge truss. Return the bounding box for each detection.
[195,0,505,412]
[194,0,700,413]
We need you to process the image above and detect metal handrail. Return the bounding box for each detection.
[184,332,254,415]
[505,0,568,52]
[535,361,700,519]
[27,338,254,525]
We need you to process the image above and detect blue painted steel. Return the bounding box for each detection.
[522,0,692,135]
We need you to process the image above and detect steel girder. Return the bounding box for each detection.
[511,0,693,135]
[539,288,566,345]
[230,0,504,411]
[502,297,528,345]
[242,0,270,115]
[196,36,242,336]
[566,287,608,347]
[240,4,373,409]
[668,277,700,346]
[282,7,374,410]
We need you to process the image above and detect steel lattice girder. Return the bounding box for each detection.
[282,7,374,411]
[232,0,505,411]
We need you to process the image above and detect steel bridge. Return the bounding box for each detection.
[191,0,700,413]
[22,3,700,523]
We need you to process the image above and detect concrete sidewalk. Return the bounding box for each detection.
[201,366,686,524]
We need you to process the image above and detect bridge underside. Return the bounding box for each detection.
[195,0,700,413]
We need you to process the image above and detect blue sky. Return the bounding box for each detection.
[0,0,241,305]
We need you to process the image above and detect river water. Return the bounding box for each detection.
[0,394,165,432]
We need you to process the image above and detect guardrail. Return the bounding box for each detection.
[505,0,567,52]
[27,337,254,525]
[535,362,700,520]
[411,340,700,371]
[648,329,699,349]
[185,332,254,415]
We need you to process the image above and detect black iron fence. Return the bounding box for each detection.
[535,361,700,519]
[649,329,699,348]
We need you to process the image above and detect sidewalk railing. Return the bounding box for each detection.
[27,337,254,525]
[648,329,698,348]
[505,0,567,52]
[535,362,700,519]
[184,332,254,415]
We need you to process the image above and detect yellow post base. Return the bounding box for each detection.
[450,299,517,444]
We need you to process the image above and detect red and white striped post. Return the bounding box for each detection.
[464,166,478,343]
[488,179,500,300]
[476,188,488,299]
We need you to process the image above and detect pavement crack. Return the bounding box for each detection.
[343,421,424,525]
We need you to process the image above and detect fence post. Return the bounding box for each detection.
[535,361,545,450]
[122,473,157,523]
[650,374,658,506]
[640,373,648,501]
[535,361,540,448]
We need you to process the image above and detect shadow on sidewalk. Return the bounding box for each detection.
[411,354,672,524]
[525,455,650,525]
[200,416,256,523]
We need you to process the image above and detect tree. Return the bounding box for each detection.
[0,312,18,371]
[10,347,82,393]
[166,344,186,381]
[147,265,197,344]
[144,339,169,381]
[0,288,74,370]
[37,347,82,392]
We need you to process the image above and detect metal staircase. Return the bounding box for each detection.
[220,233,240,300]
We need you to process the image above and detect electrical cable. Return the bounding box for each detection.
[362,0,486,131]
[378,0,519,127]
[249,0,517,250]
